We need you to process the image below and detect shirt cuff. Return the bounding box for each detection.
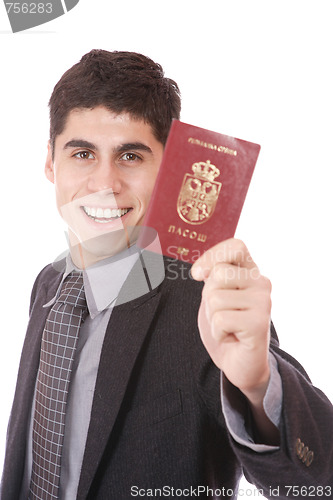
[221,352,282,452]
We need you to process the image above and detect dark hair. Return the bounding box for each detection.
[49,49,181,153]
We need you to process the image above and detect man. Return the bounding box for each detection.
[1,50,332,499]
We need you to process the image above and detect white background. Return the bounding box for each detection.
[0,1,332,498]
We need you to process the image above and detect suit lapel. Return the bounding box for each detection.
[2,270,62,498]
[78,286,162,498]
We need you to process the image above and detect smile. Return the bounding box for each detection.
[82,206,131,223]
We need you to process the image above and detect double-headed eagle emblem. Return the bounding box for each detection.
[177,160,222,225]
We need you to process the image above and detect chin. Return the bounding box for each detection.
[80,226,141,259]
[81,229,129,254]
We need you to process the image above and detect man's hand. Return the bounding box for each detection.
[191,238,272,409]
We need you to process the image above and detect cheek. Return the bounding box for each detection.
[54,170,82,206]
[55,181,72,208]
[132,175,157,226]
[131,169,157,204]
[145,167,160,196]
[142,179,157,208]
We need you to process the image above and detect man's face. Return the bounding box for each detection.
[45,106,164,266]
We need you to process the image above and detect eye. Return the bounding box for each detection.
[120,152,141,162]
[74,150,94,160]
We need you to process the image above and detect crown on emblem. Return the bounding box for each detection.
[191,160,220,182]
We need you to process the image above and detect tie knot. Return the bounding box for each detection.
[58,271,87,309]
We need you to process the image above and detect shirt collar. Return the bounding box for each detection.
[44,245,140,319]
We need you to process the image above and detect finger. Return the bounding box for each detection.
[210,309,245,342]
[204,262,261,290]
[203,289,259,316]
[191,238,257,281]
[210,309,270,343]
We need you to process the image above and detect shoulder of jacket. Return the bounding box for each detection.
[30,259,65,306]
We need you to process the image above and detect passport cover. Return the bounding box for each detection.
[137,120,260,263]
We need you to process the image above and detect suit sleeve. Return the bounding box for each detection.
[221,352,282,452]
[227,324,333,497]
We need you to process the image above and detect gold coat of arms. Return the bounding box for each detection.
[177,160,222,225]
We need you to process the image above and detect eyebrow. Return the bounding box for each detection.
[114,142,153,155]
[64,139,97,150]
[63,140,153,155]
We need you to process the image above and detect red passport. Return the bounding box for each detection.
[138,120,260,263]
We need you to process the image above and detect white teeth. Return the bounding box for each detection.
[83,206,130,221]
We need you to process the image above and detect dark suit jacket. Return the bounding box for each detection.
[1,255,333,499]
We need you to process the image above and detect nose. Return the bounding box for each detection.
[87,159,122,194]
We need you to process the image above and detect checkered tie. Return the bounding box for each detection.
[29,271,88,500]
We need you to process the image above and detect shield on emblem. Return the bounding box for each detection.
[177,160,222,225]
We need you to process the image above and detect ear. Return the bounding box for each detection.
[45,141,55,184]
